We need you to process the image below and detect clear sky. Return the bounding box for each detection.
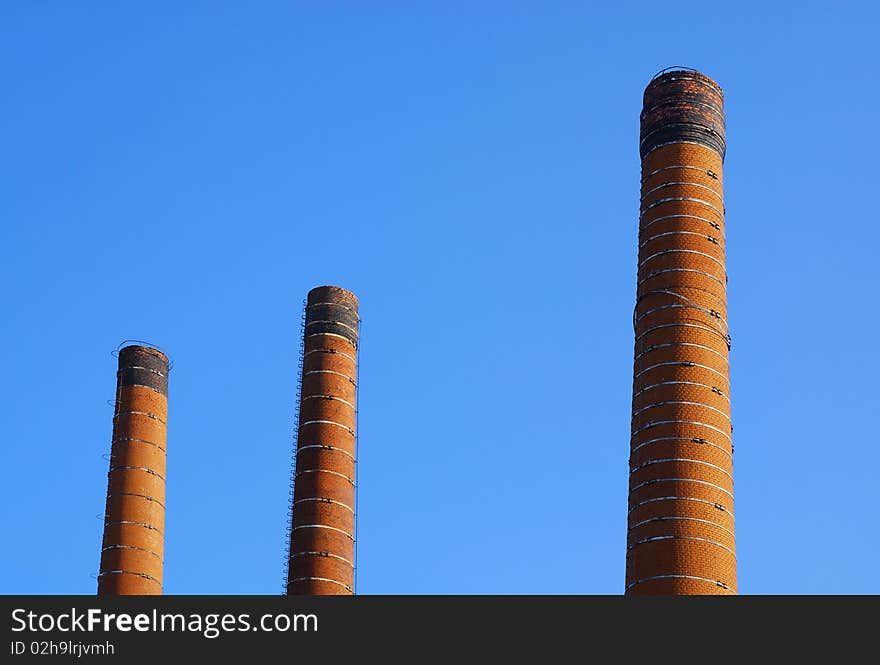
[2,2,878,595]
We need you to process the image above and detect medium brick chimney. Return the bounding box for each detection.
[98,343,169,595]
[286,286,359,595]
[626,68,737,595]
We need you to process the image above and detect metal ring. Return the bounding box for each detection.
[640,212,723,233]
[628,515,735,539]
[305,332,358,348]
[640,123,724,151]
[116,365,168,379]
[642,181,722,201]
[638,248,726,272]
[634,361,728,382]
[101,544,163,560]
[97,569,162,584]
[307,301,359,315]
[629,477,733,500]
[651,65,705,81]
[639,230,724,252]
[294,468,355,484]
[641,84,724,112]
[630,435,732,460]
[293,497,354,513]
[292,524,355,540]
[642,164,720,180]
[289,551,354,567]
[105,491,166,508]
[635,302,728,328]
[641,98,724,123]
[296,444,355,461]
[288,576,352,592]
[115,381,167,396]
[303,369,357,385]
[632,418,731,441]
[112,436,166,452]
[301,394,356,409]
[640,195,723,217]
[635,304,728,334]
[109,465,165,480]
[113,410,167,425]
[304,348,357,363]
[650,66,703,79]
[635,322,731,348]
[102,519,163,533]
[628,495,732,516]
[637,284,727,305]
[633,380,727,401]
[635,342,728,364]
[299,419,355,435]
[641,139,726,160]
[629,457,732,480]
[112,341,173,371]
[306,319,360,336]
[647,71,723,96]
[626,574,731,592]
[647,72,723,95]
[632,399,730,422]
[638,266,725,289]
[627,534,736,558]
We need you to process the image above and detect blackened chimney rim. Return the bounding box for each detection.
[114,340,172,369]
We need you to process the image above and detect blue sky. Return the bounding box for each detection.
[2,2,877,594]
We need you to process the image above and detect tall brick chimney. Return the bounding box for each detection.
[98,343,169,595]
[286,286,359,595]
[626,68,736,595]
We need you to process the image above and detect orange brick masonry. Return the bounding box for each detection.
[98,345,169,595]
[287,286,359,595]
[627,70,736,595]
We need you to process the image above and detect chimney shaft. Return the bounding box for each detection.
[286,286,359,595]
[626,69,737,595]
[98,344,169,595]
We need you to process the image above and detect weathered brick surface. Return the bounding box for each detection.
[288,286,359,596]
[627,577,734,595]
[634,362,730,397]
[638,250,726,286]
[292,500,355,530]
[108,437,166,476]
[105,468,165,504]
[295,447,356,480]
[630,439,732,472]
[293,469,355,506]
[631,421,731,454]
[628,516,736,553]
[629,496,735,532]
[297,422,356,454]
[642,165,723,192]
[290,555,353,587]
[629,458,733,493]
[629,477,733,510]
[101,522,163,553]
[288,578,352,595]
[628,71,736,595]
[631,401,731,434]
[635,321,729,356]
[634,345,728,378]
[626,539,737,591]
[99,345,169,595]
[301,372,356,404]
